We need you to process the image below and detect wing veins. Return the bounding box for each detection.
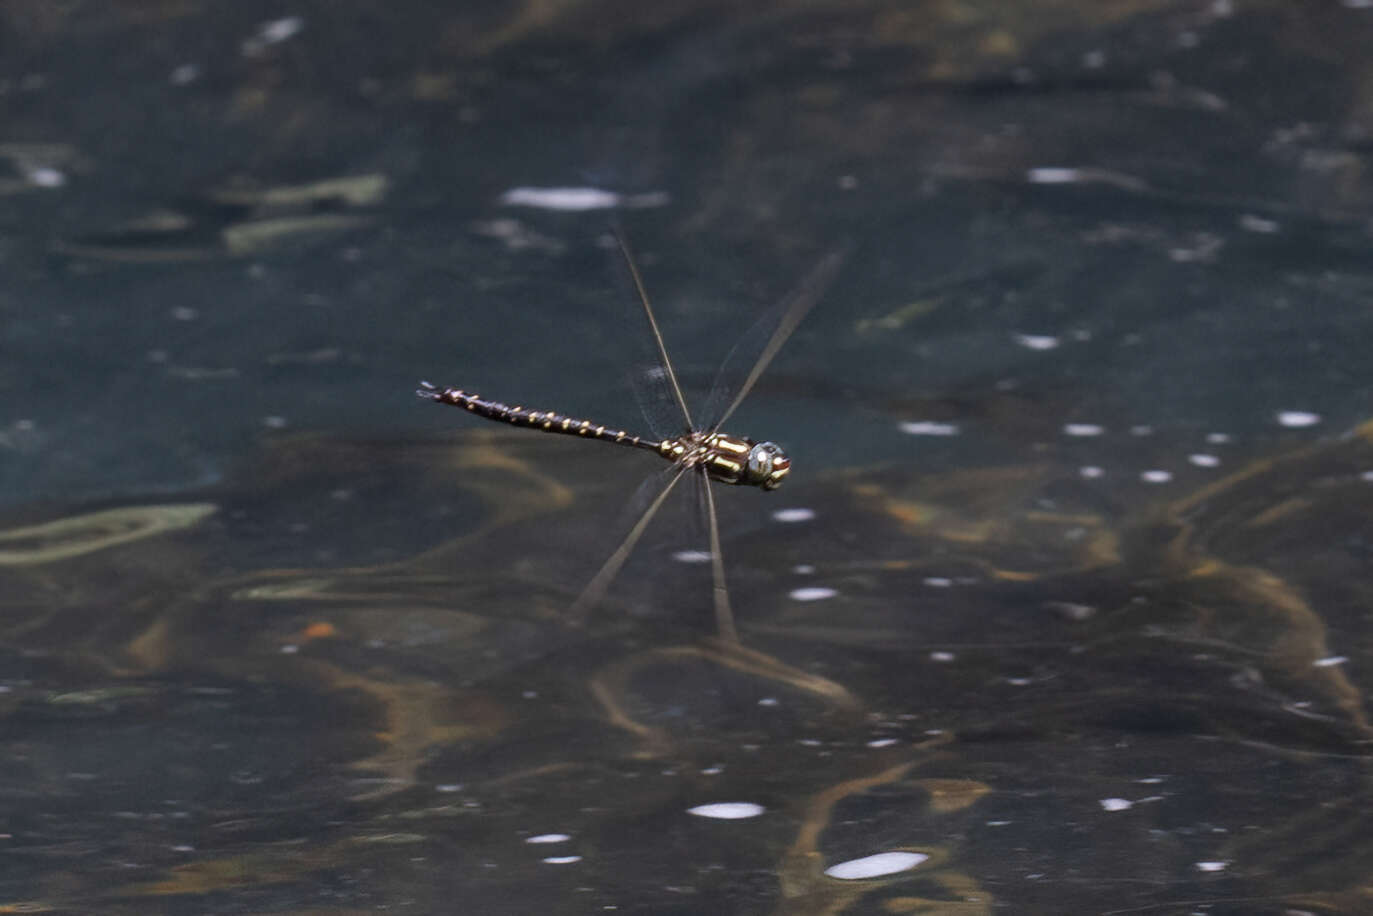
[612,224,694,433]
[702,474,739,646]
[567,462,692,625]
[707,247,848,432]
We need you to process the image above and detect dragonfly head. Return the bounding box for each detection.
[746,441,791,490]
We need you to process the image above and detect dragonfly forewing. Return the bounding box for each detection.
[700,246,850,432]
[610,225,695,437]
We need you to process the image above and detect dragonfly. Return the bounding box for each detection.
[418,230,845,645]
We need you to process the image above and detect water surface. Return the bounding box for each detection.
[2,2,1373,913]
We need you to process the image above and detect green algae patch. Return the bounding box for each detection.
[0,503,218,565]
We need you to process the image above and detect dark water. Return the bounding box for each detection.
[3,2,1373,913]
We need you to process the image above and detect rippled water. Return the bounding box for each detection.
[3,2,1373,913]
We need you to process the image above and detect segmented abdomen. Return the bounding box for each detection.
[419,383,654,449]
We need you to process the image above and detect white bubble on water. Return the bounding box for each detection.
[824,851,929,879]
[1276,411,1320,428]
[687,802,765,820]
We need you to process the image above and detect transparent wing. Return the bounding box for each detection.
[608,224,695,438]
[701,473,739,646]
[565,459,734,637]
[566,462,692,625]
[628,363,687,442]
[700,246,850,433]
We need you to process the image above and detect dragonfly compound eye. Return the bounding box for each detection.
[747,442,791,490]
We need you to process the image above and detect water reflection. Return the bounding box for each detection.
[0,416,1370,911]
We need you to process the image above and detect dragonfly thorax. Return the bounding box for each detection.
[658,432,791,490]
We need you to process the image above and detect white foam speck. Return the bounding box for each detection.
[929,651,956,663]
[1205,432,1232,444]
[526,833,571,844]
[1099,798,1133,811]
[790,587,837,602]
[1277,411,1321,428]
[1140,470,1173,484]
[687,802,765,820]
[772,507,816,523]
[1130,425,1154,436]
[1047,602,1096,621]
[1063,423,1104,437]
[1080,466,1104,479]
[1014,333,1060,350]
[1188,454,1221,468]
[792,564,815,575]
[502,187,669,212]
[260,16,304,42]
[866,738,899,748]
[1026,167,1081,184]
[541,855,582,865]
[170,64,199,85]
[435,783,463,793]
[1341,0,1373,8]
[1195,860,1228,872]
[1312,656,1348,668]
[672,549,712,564]
[1361,471,1373,483]
[923,577,953,588]
[824,851,928,879]
[279,644,299,654]
[1238,213,1280,233]
[501,187,620,210]
[898,420,960,436]
[757,697,780,707]
[27,167,66,188]
[242,16,304,55]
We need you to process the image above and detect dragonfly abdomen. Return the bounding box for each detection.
[418,382,658,450]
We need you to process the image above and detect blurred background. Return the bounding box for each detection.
[2,2,1373,914]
